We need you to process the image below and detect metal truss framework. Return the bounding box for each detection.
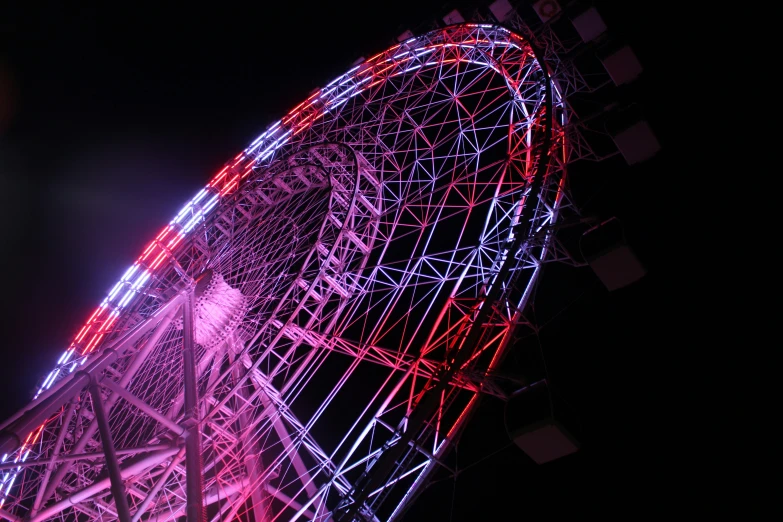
[0,21,586,522]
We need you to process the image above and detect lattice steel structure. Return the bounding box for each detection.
[0,21,580,522]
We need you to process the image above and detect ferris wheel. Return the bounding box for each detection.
[0,22,570,522]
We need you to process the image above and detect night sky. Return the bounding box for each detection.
[1,1,673,519]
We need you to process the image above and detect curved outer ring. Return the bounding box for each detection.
[0,23,566,519]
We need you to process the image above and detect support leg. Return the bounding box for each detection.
[182,291,205,522]
[89,382,132,522]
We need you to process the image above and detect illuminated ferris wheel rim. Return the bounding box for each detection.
[25,22,561,403]
[1,22,566,521]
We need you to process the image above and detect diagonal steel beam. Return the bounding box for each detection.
[89,381,132,522]
[100,379,187,437]
[0,508,20,522]
[29,447,180,522]
[0,444,176,471]
[131,447,186,522]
